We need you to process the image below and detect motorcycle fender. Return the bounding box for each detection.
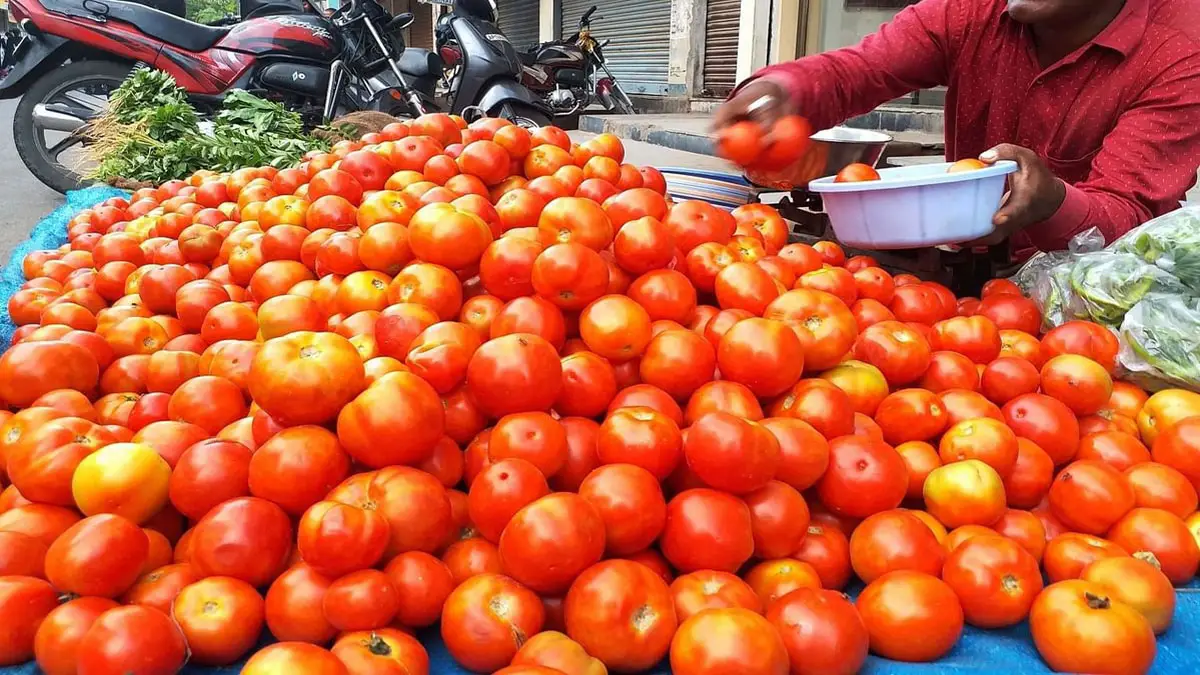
[476,80,543,114]
[0,34,72,101]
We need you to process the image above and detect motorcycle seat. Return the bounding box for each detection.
[398,48,443,79]
[54,0,231,52]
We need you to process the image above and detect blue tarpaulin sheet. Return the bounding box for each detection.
[2,187,1200,674]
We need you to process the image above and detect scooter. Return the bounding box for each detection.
[425,0,551,126]
[514,5,637,117]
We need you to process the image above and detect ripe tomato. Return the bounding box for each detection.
[716,317,805,398]
[1043,532,1129,582]
[337,371,445,468]
[923,460,1007,528]
[762,417,829,491]
[1029,580,1155,675]
[834,163,881,182]
[849,509,945,583]
[242,642,349,675]
[1002,393,1081,465]
[168,439,252,521]
[896,441,941,500]
[489,411,569,477]
[1048,459,1135,535]
[499,492,606,595]
[815,435,907,519]
[45,514,148,598]
[918,350,979,392]
[441,573,544,672]
[1108,507,1200,584]
[0,576,60,666]
[660,488,754,573]
[888,284,944,325]
[798,267,857,306]
[1125,462,1198,518]
[766,588,869,675]
[976,293,1041,334]
[327,466,453,557]
[468,458,550,542]
[854,320,932,386]
[1077,431,1150,471]
[249,426,350,516]
[296,501,389,578]
[942,535,1043,627]
[684,412,780,494]
[818,359,889,416]
[669,570,761,622]
[76,606,188,675]
[466,333,562,417]
[579,464,667,556]
[189,497,293,587]
[874,388,948,444]
[248,331,365,426]
[931,315,1002,364]
[172,576,264,665]
[857,571,964,662]
[768,379,856,440]
[639,329,717,401]
[939,417,1019,477]
[510,630,604,675]
[1081,556,1175,635]
[263,564,337,645]
[33,597,120,675]
[332,628,428,675]
[1150,413,1200,485]
[670,607,789,675]
[322,569,399,632]
[381,551,455,628]
[742,481,809,559]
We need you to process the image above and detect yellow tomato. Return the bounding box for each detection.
[73,442,171,524]
[1138,389,1200,447]
[923,459,1006,529]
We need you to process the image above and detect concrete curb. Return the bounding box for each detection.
[580,115,715,156]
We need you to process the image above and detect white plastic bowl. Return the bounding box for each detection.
[807,160,1019,249]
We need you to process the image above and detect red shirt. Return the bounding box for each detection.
[758,0,1200,252]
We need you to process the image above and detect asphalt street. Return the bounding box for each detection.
[0,98,64,264]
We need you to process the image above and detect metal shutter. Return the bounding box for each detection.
[497,0,542,52]
[560,0,670,96]
[702,0,740,97]
[407,0,434,49]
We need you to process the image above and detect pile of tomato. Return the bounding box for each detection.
[1,112,1200,675]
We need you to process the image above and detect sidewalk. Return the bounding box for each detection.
[567,130,736,174]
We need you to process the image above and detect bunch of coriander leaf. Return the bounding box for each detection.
[86,68,330,185]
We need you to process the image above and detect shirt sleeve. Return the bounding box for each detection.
[1028,54,1200,251]
[748,0,967,131]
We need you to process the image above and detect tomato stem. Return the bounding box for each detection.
[1084,592,1111,610]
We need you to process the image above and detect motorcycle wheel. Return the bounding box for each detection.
[13,60,131,194]
[499,102,552,129]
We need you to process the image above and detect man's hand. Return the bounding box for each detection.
[965,143,1066,246]
[711,78,795,137]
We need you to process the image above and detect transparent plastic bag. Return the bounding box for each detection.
[1066,252,1188,327]
[1112,206,1200,293]
[1011,226,1105,295]
[1119,294,1200,391]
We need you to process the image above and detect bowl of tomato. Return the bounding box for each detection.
[807,160,1019,249]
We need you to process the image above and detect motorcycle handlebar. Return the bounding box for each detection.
[580,5,596,26]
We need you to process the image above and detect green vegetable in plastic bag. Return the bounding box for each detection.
[1113,206,1200,292]
[1066,252,1187,327]
[1120,294,1200,391]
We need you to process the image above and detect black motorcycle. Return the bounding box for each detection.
[427,0,551,126]
[514,5,637,118]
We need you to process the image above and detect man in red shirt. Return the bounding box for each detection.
[716,0,1200,253]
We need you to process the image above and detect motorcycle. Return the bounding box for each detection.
[2,0,439,192]
[514,5,636,118]
[425,0,550,127]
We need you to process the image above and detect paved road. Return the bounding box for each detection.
[0,98,64,264]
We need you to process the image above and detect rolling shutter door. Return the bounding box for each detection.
[497,0,542,51]
[560,0,670,96]
[407,1,434,49]
[702,0,740,97]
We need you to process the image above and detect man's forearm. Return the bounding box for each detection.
[1027,182,1159,251]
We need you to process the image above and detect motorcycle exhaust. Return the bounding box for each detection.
[31,103,87,133]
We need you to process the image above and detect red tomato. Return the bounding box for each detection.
[815,436,907,519]
[242,642,349,675]
[1029,580,1155,675]
[762,417,829,491]
[468,458,550,542]
[873,388,949,445]
[172,576,264,665]
[670,571,761,622]
[264,564,337,645]
[498,492,606,595]
[854,321,932,386]
[856,571,964,662]
[441,573,545,672]
[767,379,856,440]
[660,489,754,573]
[33,597,120,675]
[189,497,293,587]
[1041,354,1114,416]
[931,315,1002,364]
[1107,507,1200,584]
[942,535,1043,627]
[382,551,456,628]
[1048,460,1135,535]
[849,510,945,583]
[1002,393,1081,466]
[683,412,780,494]
[765,588,869,675]
[76,606,188,675]
[579,464,668,556]
[45,514,148,598]
[918,351,979,393]
[1040,321,1120,373]
[670,607,788,675]
[563,559,677,671]
[0,576,60,666]
[1043,532,1129,583]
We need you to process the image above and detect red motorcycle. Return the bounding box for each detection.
[0,0,442,191]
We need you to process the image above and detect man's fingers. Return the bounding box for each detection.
[979,143,1022,165]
